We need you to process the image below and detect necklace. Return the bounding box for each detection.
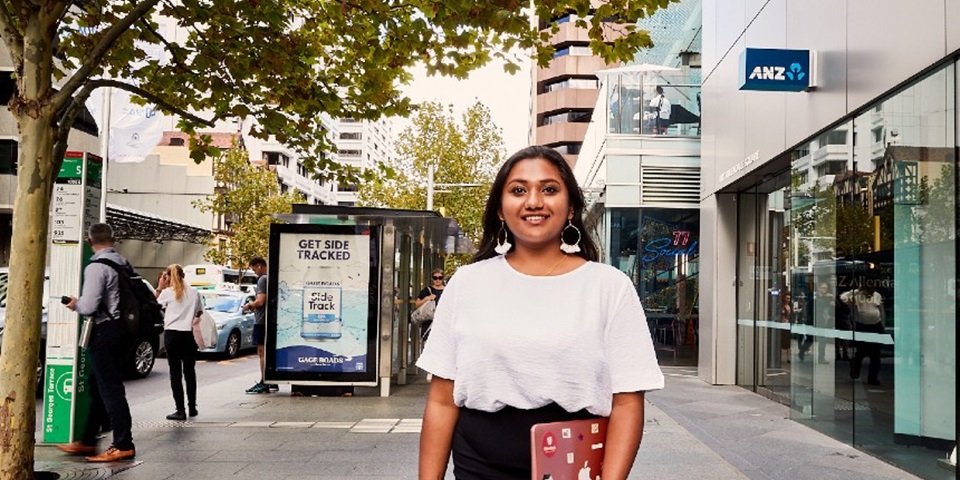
[543,255,569,276]
[507,253,571,276]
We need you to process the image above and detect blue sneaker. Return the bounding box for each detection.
[245,382,269,394]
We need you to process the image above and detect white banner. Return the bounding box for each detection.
[83,19,170,163]
[86,88,165,164]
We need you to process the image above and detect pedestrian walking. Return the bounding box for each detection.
[243,257,275,393]
[58,223,137,462]
[416,145,664,479]
[155,264,203,420]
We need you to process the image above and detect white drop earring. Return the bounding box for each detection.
[494,220,512,255]
[560,220,581,254]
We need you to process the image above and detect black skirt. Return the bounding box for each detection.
[452,403,598,480]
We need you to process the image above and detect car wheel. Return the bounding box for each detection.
[225,330,241,359]
[127,338,156,378]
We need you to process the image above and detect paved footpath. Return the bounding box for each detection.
[34,364,924,479]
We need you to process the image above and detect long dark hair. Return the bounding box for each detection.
[472,145,598,263]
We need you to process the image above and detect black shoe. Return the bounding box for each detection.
[188,407,198,417]
[867,380,881,386]
[166,410,186,421]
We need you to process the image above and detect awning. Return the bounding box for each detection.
[107,204,211,244]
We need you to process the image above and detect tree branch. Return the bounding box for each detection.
[50,81,97,191]
[131,6,197,76]
[0,0,24,68]
[52,0,162,113]
[87,78,216,128]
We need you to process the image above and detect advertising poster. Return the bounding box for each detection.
[267,224,380,384]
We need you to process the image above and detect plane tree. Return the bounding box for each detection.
[358,101,503,270]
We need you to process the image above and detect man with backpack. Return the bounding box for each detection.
[59,223,137,462]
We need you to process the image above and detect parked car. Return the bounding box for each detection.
[199,290,256,358]
[0,268,49,396]
[0,267,159,391]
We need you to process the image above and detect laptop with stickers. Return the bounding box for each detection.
[530,417,608,480]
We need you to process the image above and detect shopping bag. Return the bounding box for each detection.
[192,311,218,349]
[410,300,435,325]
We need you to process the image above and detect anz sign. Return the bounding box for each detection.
[739,48,815,92]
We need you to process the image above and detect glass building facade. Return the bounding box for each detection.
[734,62,956,479]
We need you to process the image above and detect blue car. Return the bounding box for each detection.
[199,291,256,358]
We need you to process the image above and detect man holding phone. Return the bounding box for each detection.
[57,223,136,462]
[242,257,273,394]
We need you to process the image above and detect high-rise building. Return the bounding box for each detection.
[334,118,395,206]
[530,10,624,167]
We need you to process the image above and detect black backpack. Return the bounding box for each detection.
[91,258,164,336]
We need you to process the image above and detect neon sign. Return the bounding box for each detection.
[642,230,698,263]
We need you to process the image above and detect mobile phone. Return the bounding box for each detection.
[60,296,71,305]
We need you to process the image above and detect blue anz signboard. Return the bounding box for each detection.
[739,48,815,92]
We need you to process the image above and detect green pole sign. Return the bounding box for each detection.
[41,152,101,444]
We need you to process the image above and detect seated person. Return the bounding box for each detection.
[644,86,672,134]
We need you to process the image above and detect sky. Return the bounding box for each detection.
[398,56,533,156]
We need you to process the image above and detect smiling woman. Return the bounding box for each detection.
[416,146,664,480]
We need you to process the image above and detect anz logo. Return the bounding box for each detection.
[747,62,806,81]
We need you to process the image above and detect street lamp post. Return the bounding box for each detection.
[425,164,484,213]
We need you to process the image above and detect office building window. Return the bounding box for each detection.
[540,78,599,94]
[264,151,290,168]
[0,140,17,175]
[736,62,956,478]
[540,110,592,126]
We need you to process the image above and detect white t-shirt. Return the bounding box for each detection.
[157,286,203,332]
[416,256,664,417]
[650,94,672,120]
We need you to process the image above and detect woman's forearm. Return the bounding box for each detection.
[419,378,459,480]
[601,392,645,480]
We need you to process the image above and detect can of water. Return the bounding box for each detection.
[301,266,342,340]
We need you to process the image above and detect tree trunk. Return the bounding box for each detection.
[0,113,55,479]
[1,4,57,476]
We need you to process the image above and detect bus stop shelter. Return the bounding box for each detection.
[267,205,474,396]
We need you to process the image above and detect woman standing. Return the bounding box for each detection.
[414,268,446,342]
[417,146,664,480]
[155,264,203,420]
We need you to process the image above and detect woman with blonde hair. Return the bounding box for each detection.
[155,264,203,420]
